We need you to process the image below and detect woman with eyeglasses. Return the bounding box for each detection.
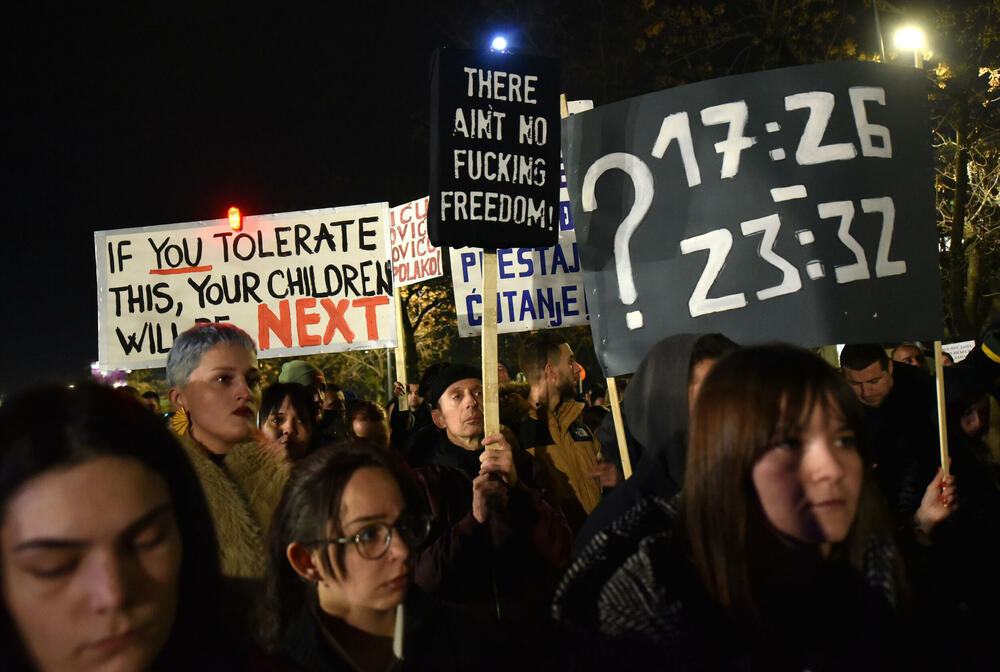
[260,441,492,671]
[259,382,317,462]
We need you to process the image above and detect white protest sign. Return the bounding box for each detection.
[942,340,976,363]
[390,197,443,287]
[95,203,396,370]
[449,157,590,336]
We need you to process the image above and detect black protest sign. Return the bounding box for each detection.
[429,48,560,250]
[563,62,942,377]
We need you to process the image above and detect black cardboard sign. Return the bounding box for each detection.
[562,62,943,377]
[429,48,560,250]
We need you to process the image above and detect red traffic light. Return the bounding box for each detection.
[228,206,242,231]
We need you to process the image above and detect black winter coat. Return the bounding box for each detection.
[555,496,907,671]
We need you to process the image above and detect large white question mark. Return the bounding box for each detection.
[581,153,655,330]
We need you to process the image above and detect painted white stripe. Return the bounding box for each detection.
[770,185,808,202]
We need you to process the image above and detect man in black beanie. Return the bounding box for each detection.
[411,363,572,666]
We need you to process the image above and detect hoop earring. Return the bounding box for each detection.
[171,407,191,436]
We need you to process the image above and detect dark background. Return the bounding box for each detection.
[2,2,531,396]
[1,1,945,395]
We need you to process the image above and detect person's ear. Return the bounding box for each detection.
[543,361,556,383]
[431,408,446,429]
[286,542,322,582]
[167,387,185,411]
[887,360,894,376]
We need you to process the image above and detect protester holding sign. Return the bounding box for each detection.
[839,344,940,523]
[411,364,572,666]
[166,322,287,578]
[554,345,910,668]
[389,379,434,454]
[919,364,1000,665]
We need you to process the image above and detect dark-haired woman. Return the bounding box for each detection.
[259,382,317,461]
[554,344,954,670]
[261,441,498,671]
[0,383,242,671]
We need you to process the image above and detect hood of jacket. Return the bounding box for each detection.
[623,333,703,490]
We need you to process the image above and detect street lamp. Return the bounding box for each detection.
[894,26,926,68]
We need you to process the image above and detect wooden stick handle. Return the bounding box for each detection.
[393,286,409,411]
[481,251,501,440]
[934,341,950,478]
[606,376,632,479]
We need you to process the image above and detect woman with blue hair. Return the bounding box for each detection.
[166,322,287,578]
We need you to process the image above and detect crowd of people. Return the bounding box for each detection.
[2,322,999,670]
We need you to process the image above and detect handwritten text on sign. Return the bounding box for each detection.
[563,62,942,377]
[449,230,589,337]
[429,48,560,249]
[95,204,396,370]
[390,197,442,287]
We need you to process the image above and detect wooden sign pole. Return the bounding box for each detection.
[606,377,632,479]
[393,286,409,411]
[481,251,501,439]
[933,341,950,478]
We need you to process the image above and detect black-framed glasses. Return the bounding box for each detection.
[306,512,433,560]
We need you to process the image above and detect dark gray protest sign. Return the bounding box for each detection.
[429,48,560,250]
[563,61,942,377]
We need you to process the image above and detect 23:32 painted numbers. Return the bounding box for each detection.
[579,85,906,322]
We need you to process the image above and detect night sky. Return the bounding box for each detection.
[3,3,533,396]
[2,1,939,397]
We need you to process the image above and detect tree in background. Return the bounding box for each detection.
[632,0,868,89]
[258,351,391,406]
[924,1,1000,336]
[396,274,457,381]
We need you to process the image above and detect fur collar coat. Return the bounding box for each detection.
[179,433,288,578]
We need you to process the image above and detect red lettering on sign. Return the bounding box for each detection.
[295,298,322,346]
[258,300,292,349]
[320,298,355,344]
[352,296,389,340]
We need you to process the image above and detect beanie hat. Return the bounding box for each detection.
[278,360,326,387]
[428,364,481,408]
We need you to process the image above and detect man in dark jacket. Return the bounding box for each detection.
[840,343,938,520]
[411,364,573,664]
